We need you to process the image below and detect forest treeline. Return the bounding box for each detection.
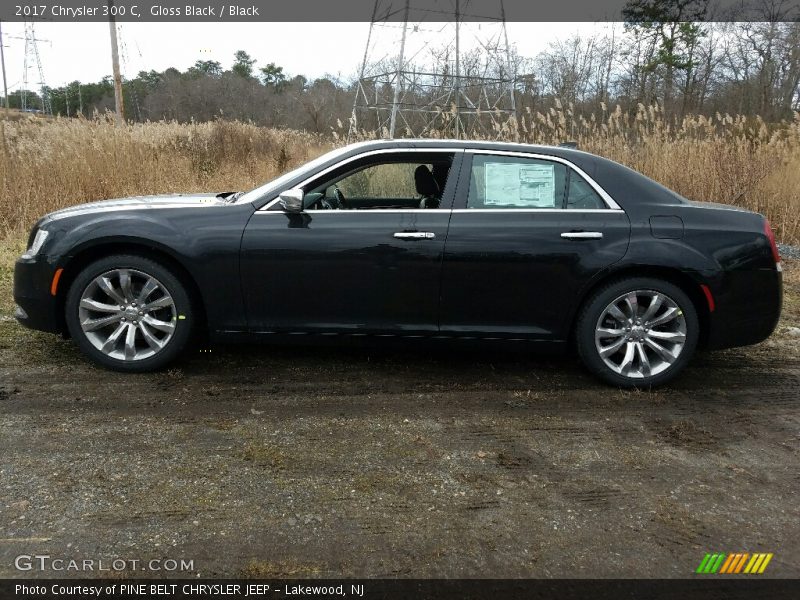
[9,3,800,131]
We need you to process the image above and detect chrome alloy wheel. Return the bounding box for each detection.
[594,290,687,379]
[78,268,177,361]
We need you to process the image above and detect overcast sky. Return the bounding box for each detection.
[0,21,606,91]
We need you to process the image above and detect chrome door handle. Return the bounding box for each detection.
[394,232,436,240]
[561,231,603,240]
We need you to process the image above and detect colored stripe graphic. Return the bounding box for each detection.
[758,554,773,573]
[734,553,749,573]
[710,553,726,573]
[696,554,712,574]
[745,554,761,574]
[719,554,737,573]
[698,552,773,574]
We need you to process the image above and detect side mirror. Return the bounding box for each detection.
[278,188,304,212]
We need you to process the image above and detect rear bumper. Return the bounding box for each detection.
[13,255,62,334]
[705,267,782,350]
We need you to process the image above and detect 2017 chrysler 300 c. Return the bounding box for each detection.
[14,140,782,386]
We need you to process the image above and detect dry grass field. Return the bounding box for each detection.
[1,107,799,243]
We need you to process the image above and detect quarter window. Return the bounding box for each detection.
[566,171,606,209]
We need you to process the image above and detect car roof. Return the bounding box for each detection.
[344,138,591,159]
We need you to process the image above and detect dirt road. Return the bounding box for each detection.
[1,261,798,579]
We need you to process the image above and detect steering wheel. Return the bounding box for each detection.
[333,185,347,209]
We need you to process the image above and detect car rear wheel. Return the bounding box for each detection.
[576,277,699,387]
[65,255,193,372]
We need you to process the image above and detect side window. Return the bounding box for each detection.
[335,163,428,199]
[305,154,454,210]
[467,155,567,209]
[566,171,606,209]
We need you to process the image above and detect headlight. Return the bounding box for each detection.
[26,229,49,256]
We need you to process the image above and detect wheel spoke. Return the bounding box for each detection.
[119,269,134,302]
[647,330,686,343]
[142,314,175,333]
[100,322,127,353]
[624,292,639,318]
[607,303,628,323]
[619,341,635,373]
[81,313,123,332]
[635,342,651,377]
[97,276,126,305]
[644,338,675,364]
[139,322,164,350]
[599,336,627,357]
[80,298,120,313]
[647,306,679,328]
[137,277,158,303]
[142,295,173,311]
[124,323,137,361]
[596,327,625,340]
[641,293,663,322]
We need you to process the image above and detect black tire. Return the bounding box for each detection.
[575,277,699,388]
[65,254,193,372]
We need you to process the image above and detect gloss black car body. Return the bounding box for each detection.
[14,140,782,386]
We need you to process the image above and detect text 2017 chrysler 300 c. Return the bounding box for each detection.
[14,140,782,386]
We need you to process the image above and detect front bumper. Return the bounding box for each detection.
[13,255,62,334]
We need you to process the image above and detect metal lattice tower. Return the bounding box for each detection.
[21,22,52,114]
[349,0,518,141]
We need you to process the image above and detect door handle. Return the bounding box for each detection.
[561,231,603,240]
[394,232,436,240]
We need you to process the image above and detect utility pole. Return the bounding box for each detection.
[0,21,9,119]
[108,0,125,123]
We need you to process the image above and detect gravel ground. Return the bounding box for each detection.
[777,243,800,260]
[0,261,798,580]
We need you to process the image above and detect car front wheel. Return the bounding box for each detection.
[576,277,699,387]
[65,255,193,372]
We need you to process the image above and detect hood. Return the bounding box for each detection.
[41,193,228,222]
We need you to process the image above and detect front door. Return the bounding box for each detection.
[240,150,462,334]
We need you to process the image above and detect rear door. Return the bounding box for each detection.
[439,150,630,340]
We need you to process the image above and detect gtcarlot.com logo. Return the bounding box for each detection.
[696,552,773,574]
[14,554,194,572]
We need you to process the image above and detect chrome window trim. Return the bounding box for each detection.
[452,208,624,214]
[467,149,622,210]
[258,148,463,212]
[254,208,624,215]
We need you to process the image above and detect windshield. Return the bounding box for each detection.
[234,145,354,205]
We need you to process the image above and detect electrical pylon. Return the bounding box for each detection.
[348,0,518,140]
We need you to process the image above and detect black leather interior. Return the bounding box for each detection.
[414,165,440,208]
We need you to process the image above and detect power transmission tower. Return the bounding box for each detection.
[349,0,518,141]
[21,22,52,114]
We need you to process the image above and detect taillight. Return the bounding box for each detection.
[764,219,781,265]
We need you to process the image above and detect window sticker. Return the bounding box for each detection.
[483,162,556,207]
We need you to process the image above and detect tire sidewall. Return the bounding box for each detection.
[65,255,193,372]
[576,277,699,388]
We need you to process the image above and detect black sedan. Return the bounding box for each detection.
[14,140,782,386]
